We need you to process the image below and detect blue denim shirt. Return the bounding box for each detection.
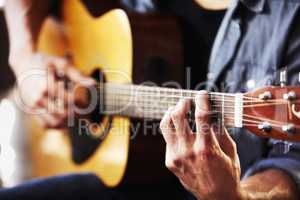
[209,0,300,191]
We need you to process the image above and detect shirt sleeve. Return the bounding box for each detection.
[243,8,300,192]
[243,157,300,190]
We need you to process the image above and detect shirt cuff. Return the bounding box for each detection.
[243,158,300,192]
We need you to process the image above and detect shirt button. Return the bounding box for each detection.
[246,79,256,90]
[207,73,214,80]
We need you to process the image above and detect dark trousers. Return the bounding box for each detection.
[0,173,195,200]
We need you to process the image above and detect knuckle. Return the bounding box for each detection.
[52,118,66,129]
[193,145,203,155]
[60,112,68,122]
[55,57,68,67]
[160,116,170,130]
[195,91,208,103]
[185,151,196,162]
[195,109,209,120]
[166,155,183,171]
[34,97,45,108]
[43,123,51,129]
[199,148,217,162]
[173,158,183,168]
[159,121,166,131]
[159,122,164,130]
[171,109,184,121]
[165,159,176,171]
[231,141,237,150]
[45,61,56,70]
[43,119,55,129]
[42,88,48,96]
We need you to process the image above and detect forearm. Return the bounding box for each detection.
[240,169,298,200]
[4,0,51,67]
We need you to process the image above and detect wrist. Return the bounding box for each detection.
[236,188,248,200]
[9,47,37,75]
[194,188,246,200]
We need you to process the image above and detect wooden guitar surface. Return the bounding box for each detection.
[32,0,132,187]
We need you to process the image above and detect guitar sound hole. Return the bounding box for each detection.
[70,68,111,164]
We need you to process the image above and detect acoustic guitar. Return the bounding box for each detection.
[30,0,300,187]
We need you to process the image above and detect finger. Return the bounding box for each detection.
[165,146,179,169]
[35,97,70,127]
[66,67,95,86]
[46,65,57,97]
[160,107,176,145]
[47,81,74,106]
[210,126,222,150]
[34,98,69,128]
[51,57,95,86]
[194,91,211,140]
[194,91,222,150]
[35,96,63,114]
[36,112,61,128]
[170,99,192,136]
[165,146,184,177]
[219,128,237,160]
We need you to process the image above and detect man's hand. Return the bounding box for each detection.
[12,53,95,128]
[160,90,242,200]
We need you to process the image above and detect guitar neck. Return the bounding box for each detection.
[101,83,244,128]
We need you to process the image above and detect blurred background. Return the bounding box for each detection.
[0,0,32,188]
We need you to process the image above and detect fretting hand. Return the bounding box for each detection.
[160,90,243,200]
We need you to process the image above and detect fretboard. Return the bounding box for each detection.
[101,83,244,128]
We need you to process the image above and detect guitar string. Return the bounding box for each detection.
[100,86,293,103]
[97,84,257,100]
[85,84,295,128]
[243,113,287,125]
[103,108,286,128]
[103,95,290,108]
[103,97,290,122]
[104,96,296,127]
[103,105,235,114]
[103,96,288,108]
[103,104,287,127]
[105,94,295,105]
[98,83,294,102]
[102,88,254,101]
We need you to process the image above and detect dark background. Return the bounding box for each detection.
[0,10,15,96]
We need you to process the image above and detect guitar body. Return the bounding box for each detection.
[30,0,184,187]
[32,0,132,187]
